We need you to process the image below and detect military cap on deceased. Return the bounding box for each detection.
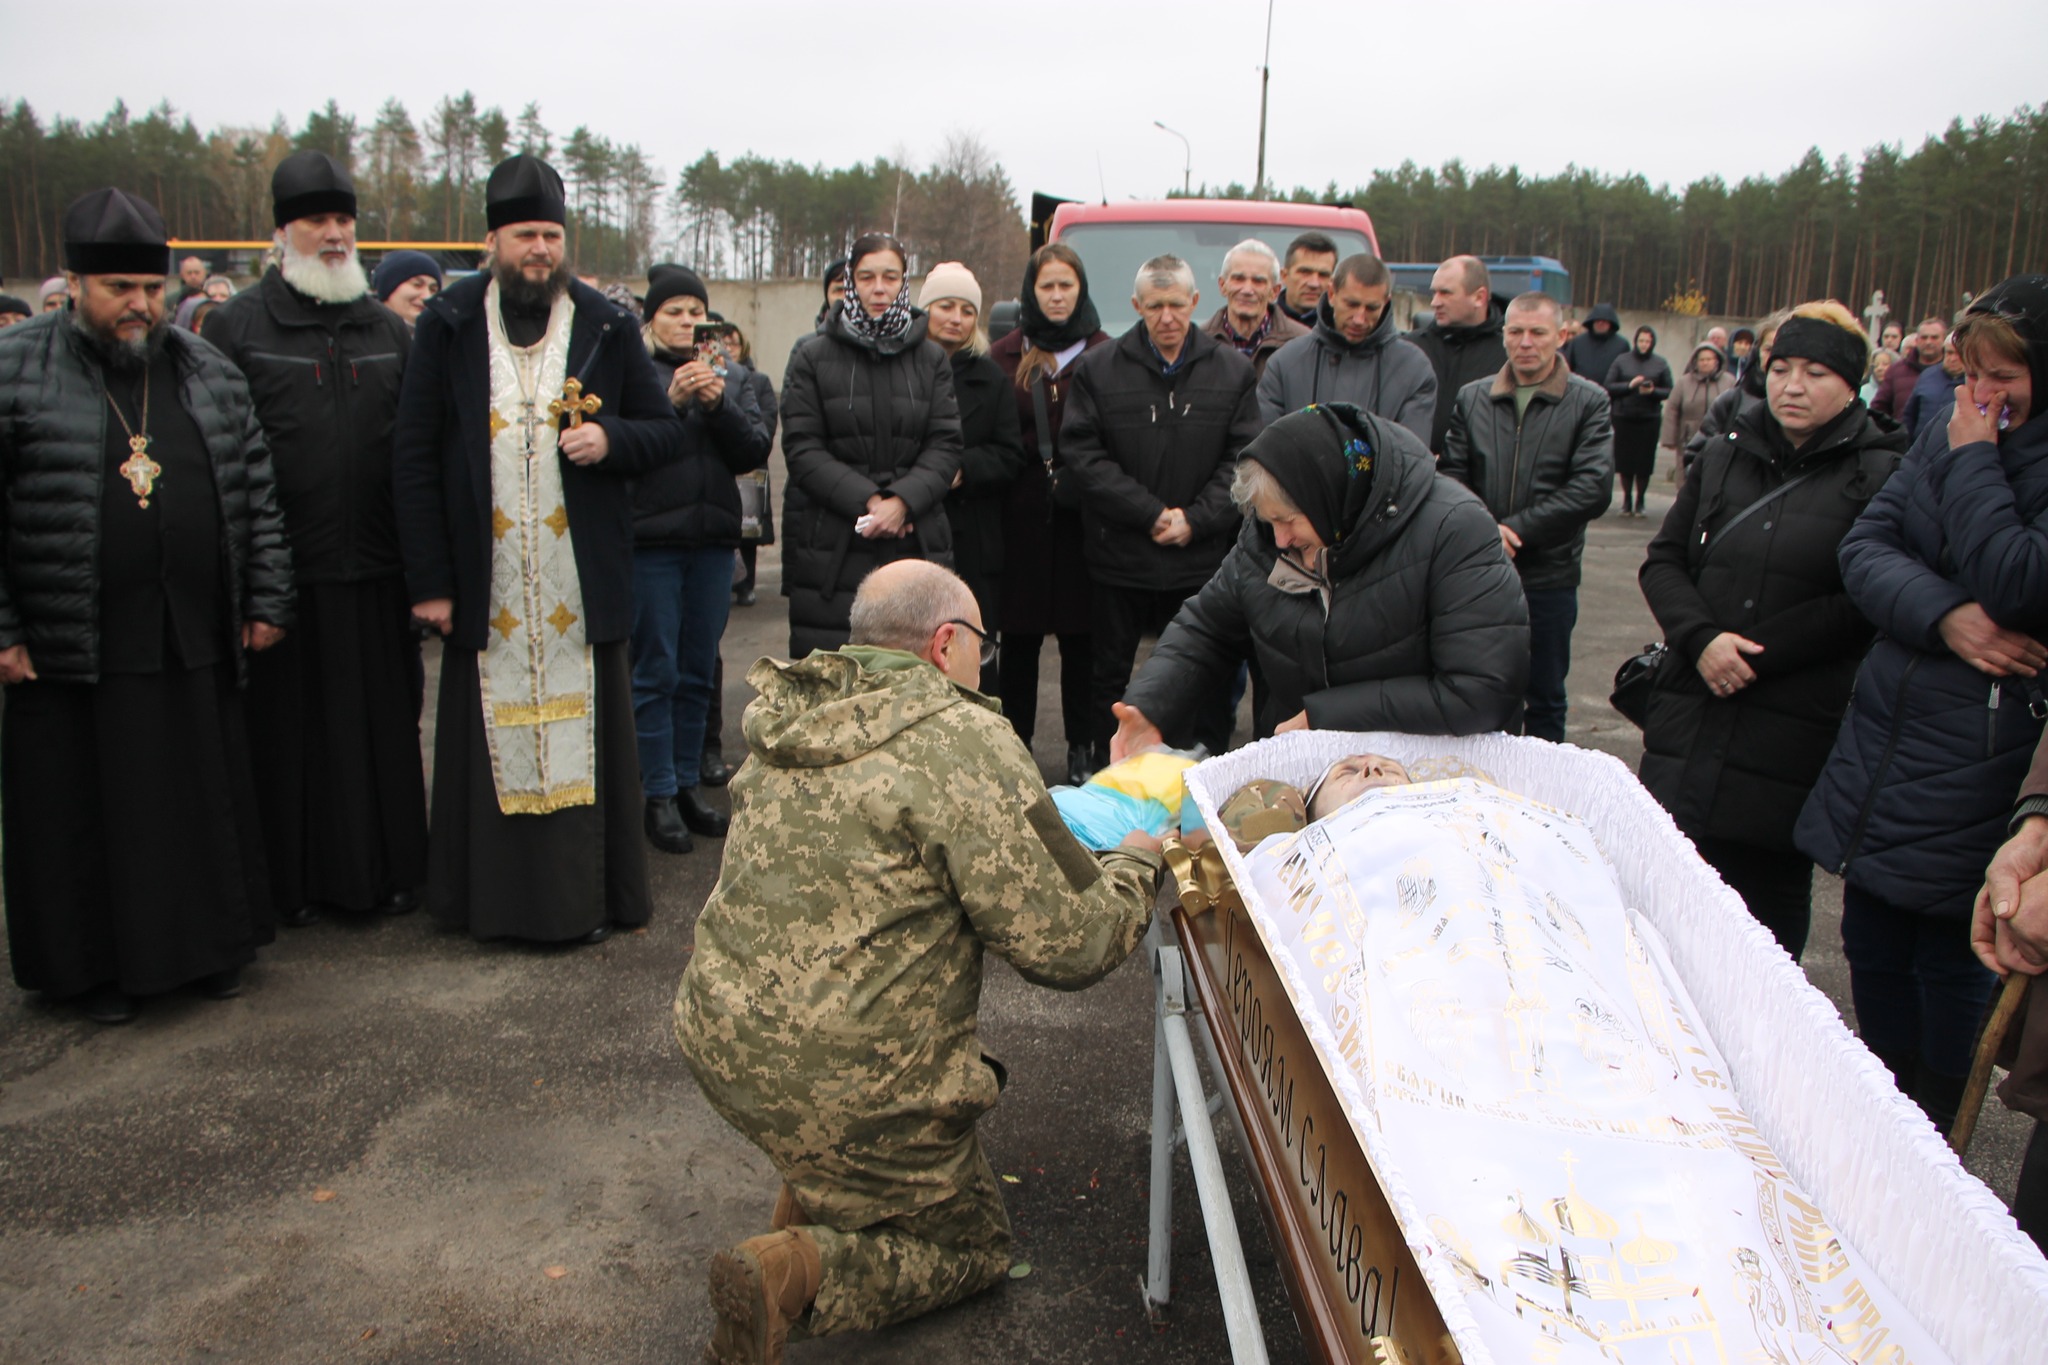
[485,154,567,230]
[271,149,357,227]
[62,188,170,276]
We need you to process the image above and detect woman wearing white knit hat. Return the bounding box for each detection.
[919,262,1025,692]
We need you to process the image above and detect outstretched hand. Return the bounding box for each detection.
[1109,701,1162,764]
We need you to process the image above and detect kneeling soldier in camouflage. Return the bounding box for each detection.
[675,559,1164,1363]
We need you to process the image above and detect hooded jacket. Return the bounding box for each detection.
[1123,415,1528,738]
[1639,399,1906,849]
[778,306,963,654]
[1255,299,1438,446]
[0,312,294,684]
[201,267,410,584]
[1439,357,1616,592]
[1602,330,1673,423]
[1660,343,1737,452]
[1564,302,1629,380]
[630,351,772,550]
[1202,304,1309,384]
[1059,324,1259,592]
[1795,410,2048,915]
[1406,300,1507,452]
[674,647,1160,1225]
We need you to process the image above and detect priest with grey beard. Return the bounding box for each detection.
[393,155,683,945]
[203,150,429,928]
[0,188,293,1023]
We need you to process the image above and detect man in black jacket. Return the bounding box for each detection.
[0,189,293,1023]
[1564,302,1628,380]
[1061,254,1259,762]
[203,150,428,928]
[1441,292,1614,742]
[393,155,682,946]
[1407,255,1506,454]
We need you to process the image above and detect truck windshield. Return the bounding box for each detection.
[1057,221,1376,333]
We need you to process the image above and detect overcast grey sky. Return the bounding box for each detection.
[4,0,2039,212]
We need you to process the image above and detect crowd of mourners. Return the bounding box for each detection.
[4,145,2048,1364]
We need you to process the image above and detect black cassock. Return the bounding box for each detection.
[242,570,429,916]
[2,360,273,998]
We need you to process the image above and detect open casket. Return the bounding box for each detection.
[1145,731,2048,1364]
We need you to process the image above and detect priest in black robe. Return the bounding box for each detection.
[0,188,294,1023]
[393,155,680,944]
[203,151,428,926]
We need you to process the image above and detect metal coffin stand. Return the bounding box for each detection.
[1145,835,1462,1365]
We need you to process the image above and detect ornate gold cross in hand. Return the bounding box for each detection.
[118,435,163,508]
[549,378,603,430]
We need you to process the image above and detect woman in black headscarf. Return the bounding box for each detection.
[991,243,1111,783]
[1111,402,1528,759]
[778,232,963,657]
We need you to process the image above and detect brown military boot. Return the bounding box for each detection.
[705,1227,821,1365]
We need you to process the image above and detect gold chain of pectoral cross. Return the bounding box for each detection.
[104,369,162,508]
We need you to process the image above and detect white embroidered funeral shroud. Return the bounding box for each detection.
[1183,733,2048,1365]
[480,282,595,815]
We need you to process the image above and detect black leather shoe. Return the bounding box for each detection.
[699,753,733,788]
[734,586,757,607]
[77,984,136,1025]
[645,797,692,854]
[282,904,320,928]
[1066,742,1101,788]
[577,924,612,945]
[195,968,242,1000]
[377,889,420,916]
[676,786,730,837]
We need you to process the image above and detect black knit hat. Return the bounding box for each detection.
[485,155,567,230]
[0,294,31,317]
[62,188,170,276]
[642,265,708,321]
[271,150,356,227]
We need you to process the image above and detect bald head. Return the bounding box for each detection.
[1430,255,1490,328]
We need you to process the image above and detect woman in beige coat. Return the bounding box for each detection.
[1662,339,1738,474]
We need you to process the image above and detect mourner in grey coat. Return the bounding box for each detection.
[1256,253,1436,446]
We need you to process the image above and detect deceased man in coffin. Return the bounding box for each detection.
[1209,754,1953,1365]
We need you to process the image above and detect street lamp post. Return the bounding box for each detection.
[1153,121,1192,196]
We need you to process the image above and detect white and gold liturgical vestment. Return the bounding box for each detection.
[479,281,595,815]
[1244,778,1949,1365]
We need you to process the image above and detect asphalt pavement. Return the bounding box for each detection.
[0,466,2031,1363]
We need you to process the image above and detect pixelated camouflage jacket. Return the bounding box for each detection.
[675,648,1161,1194]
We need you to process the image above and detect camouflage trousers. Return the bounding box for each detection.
[787,1132,1014,1337]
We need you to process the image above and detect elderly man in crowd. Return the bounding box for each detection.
[677,560,1161,1364]
[174,253,207,304]
[393,153,682,946]
[1276,230,1337,327]
[1407,253,1506,454]
[203,150,428,928]
[1257,252,1437,444]
[0,188,293,1024]
[1201,237,1307,382]
[0,296,31,328]
[1062,253,1259,766]
[1441,292,1613,742]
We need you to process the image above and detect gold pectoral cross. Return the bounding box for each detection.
[119,434,162,508]
[549,378,602,429]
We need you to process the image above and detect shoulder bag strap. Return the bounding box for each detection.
[1030,372,1056,469]
[1697,466,1821,563]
